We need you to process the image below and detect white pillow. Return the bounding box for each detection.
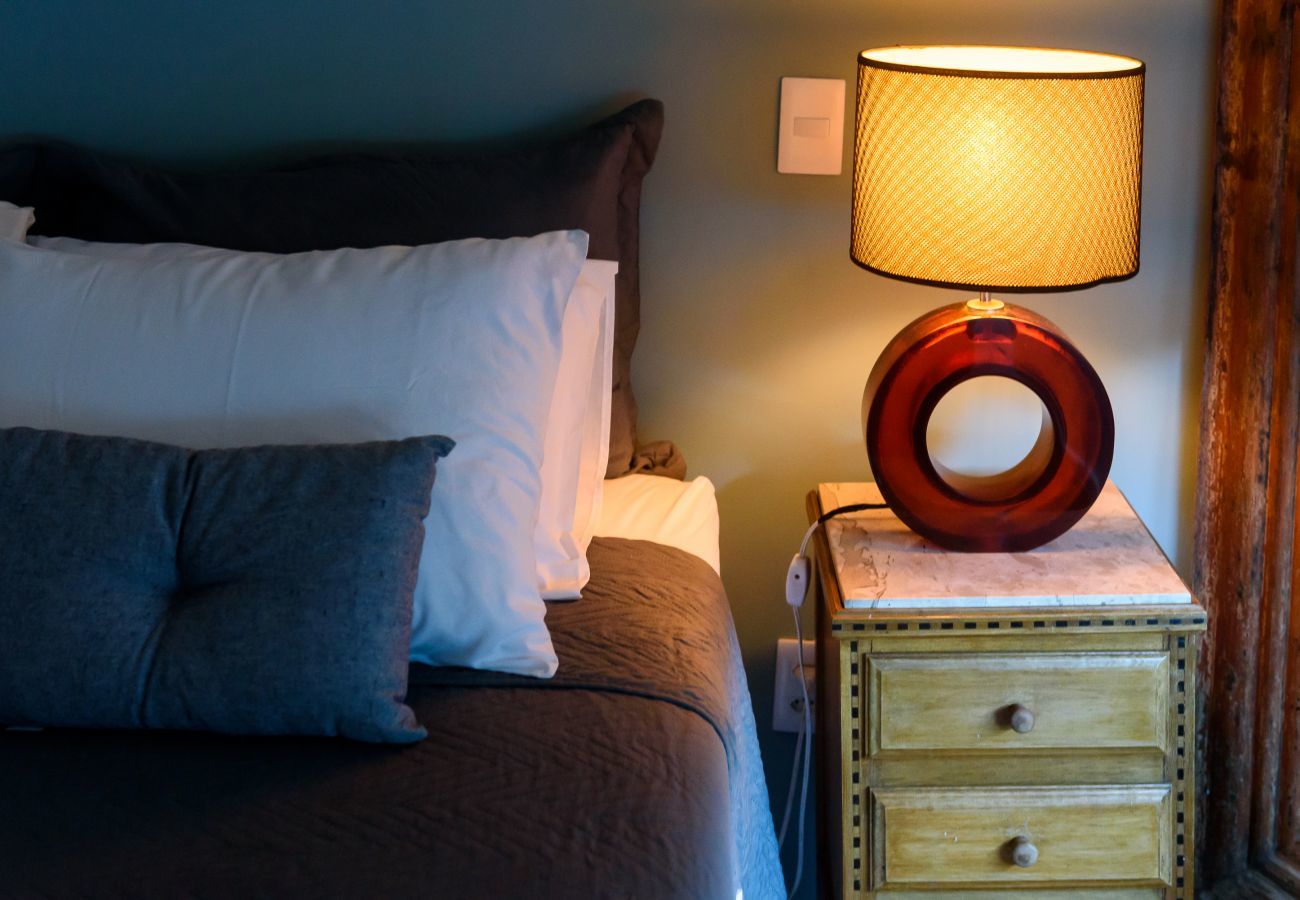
[32,234,617,603]
[537,259,616,599]
[594,475,722,576]
[0,230,590,677]
[0,200,34,241]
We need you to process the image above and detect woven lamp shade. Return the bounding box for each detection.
[851,46,1145,291]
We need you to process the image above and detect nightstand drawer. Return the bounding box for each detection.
[870,785,1173,889]
[868,652,1169,754]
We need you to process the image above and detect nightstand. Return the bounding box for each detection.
[809,482,1205,899]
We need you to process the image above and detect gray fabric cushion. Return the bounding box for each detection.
[0,427,453,744]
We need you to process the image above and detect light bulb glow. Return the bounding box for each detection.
[860,45,1143,76]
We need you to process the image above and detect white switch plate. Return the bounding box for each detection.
[777,76,846,175]
[772,637,816,733]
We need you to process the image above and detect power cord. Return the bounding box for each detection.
[779,501,888,899]
[778,604,813,898]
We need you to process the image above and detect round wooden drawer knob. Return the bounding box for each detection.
[1011,836,1039,868]
[1010,704,1036,734]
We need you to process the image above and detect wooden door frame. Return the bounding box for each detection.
[1194,0,1300,896]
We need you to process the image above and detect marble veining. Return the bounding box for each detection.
[819,481,1191,609]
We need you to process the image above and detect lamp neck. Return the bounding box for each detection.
[966,291,1006,313]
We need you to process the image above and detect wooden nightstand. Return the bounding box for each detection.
[809,482,1205,899]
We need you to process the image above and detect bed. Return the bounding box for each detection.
[0,102,785,900]
[0,480,781,899]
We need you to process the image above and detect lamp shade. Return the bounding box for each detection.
[851,45,1144,291]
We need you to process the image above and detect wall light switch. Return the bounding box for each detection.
[777,76,846,175]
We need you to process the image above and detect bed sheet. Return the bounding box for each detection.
[0,538,782,900]
[594,474,721,576]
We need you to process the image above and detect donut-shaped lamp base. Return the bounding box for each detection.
[862,301,1114,552]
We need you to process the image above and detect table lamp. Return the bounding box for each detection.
[853,45,1145,552]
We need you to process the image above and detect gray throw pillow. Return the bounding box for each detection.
[0,427,453,744]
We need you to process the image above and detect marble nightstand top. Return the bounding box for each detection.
[818,481,1191,609]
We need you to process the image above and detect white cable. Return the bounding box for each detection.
[787,604,813,899]
[778,520,820,897]
[780,503,885,896]
[776,714,804,849]
[797,519,820,559]
[798,501,884,559]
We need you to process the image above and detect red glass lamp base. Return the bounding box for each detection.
[862,301,1114,552]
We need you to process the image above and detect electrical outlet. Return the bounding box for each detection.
[772,638,816,733]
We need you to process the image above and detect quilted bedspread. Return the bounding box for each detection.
[0,538,784,900]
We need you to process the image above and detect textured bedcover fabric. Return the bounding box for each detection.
[0,538,783,900]
[415,538,785,900]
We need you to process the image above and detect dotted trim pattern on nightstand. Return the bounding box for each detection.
[831,615,1206,634]
[849,639,863,894]
[1173,634,1189,898]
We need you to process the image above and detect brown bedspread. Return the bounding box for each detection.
[0,538,756,900]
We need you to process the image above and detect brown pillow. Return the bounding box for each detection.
[0,100,672,478]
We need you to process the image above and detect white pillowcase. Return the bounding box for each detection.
[0,200,34,240]
[0,230,589,677]
[537,259,616,599]
[32,234,617,604]
[594,475,723,576]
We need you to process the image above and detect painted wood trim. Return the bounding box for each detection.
[869,784,1173,888]
[867,652,1170,754]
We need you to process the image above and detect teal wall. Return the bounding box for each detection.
[0,2,1215,895]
